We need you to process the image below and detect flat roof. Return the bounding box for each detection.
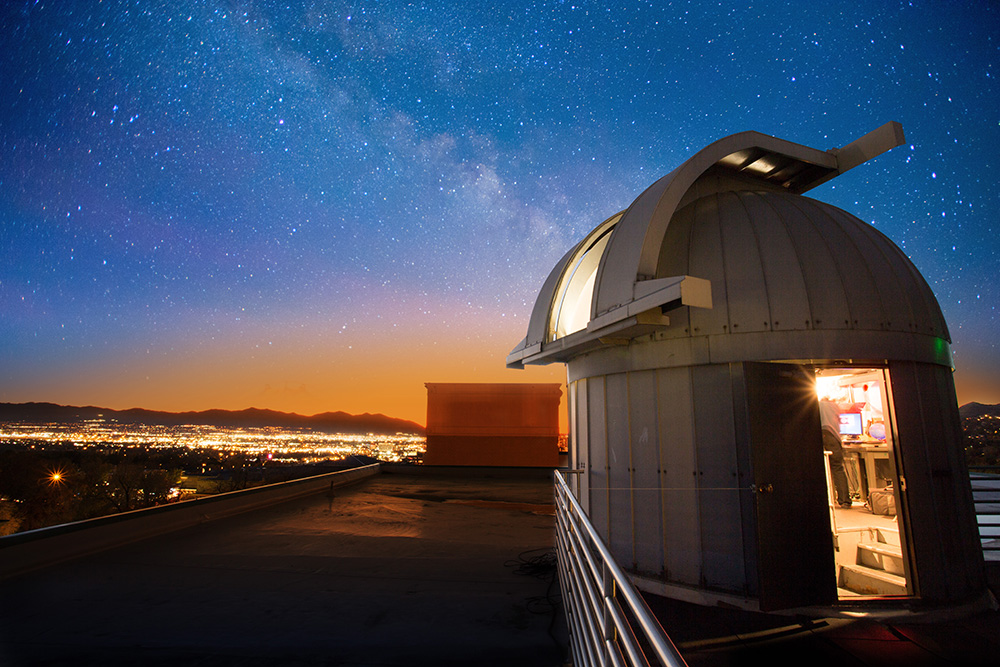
[3,468,1000,665]
[0,471,566,666]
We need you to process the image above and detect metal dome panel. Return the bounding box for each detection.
[657,191,949,341]
[507,122,945,368]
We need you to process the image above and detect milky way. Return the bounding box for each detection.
[2,1,998,420]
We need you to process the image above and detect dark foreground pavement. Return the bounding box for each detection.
[643,589,1000,667]
[4,466,1000,666]
[0,472,568,666]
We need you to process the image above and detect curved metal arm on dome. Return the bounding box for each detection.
[593,122,905,316]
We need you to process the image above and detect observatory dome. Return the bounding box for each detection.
[650,190,948,342]
[508,123,951,370]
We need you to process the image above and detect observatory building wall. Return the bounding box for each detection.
[510,125,987,610]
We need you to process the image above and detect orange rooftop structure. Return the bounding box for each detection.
[424,383,562,467]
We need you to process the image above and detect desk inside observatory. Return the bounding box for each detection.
[842,442,891,502]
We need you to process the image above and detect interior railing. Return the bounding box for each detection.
[553,470,688,667]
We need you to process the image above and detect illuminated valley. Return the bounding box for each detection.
[0,421,425,465]
[0,421,425,535]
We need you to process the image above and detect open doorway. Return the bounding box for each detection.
[815,367,913,599]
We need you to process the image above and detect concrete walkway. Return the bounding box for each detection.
[0,472,568,666]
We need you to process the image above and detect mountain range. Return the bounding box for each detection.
[0,402,424,435]
[959,402,1000,419]
[2,401,993,434]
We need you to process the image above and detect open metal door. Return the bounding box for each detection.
[745,362,836,611]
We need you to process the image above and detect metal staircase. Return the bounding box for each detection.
[837,526,908,596]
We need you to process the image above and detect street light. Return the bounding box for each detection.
[46,469,66,486]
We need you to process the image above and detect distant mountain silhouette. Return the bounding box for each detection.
[0,402,424,435]
[959,402,1000,419]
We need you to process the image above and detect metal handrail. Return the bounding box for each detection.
[553,470,688,667]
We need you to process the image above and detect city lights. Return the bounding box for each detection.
[0,421,425,465]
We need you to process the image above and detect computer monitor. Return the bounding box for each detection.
[839,413,863,436]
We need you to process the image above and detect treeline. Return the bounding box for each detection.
[0,444,373,536]
[0,447,191,535]
[0,445,252,536]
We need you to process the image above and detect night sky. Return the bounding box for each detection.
[2,1,998,425]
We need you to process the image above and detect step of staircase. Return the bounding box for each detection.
[838,563,908,596]
[873,526,900,547]
[857,541,905,575]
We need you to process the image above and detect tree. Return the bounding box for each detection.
[139,468,182,506]
[217,456,252,492]
[108,462,145,512]
[0,455,81,531]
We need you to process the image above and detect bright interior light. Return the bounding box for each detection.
[815,375,840,399]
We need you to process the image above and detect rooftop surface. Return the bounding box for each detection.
[643,587,1000,666]
[0,470,567,666]
[2,468,999,666]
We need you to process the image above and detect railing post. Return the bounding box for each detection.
[602,559,615,664]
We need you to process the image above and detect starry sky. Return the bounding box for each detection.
[1,1,998,426]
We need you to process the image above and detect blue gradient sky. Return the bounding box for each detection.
[2,1,997,424]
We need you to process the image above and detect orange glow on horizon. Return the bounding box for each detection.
[13,312,570,431]
[8,297,995,438]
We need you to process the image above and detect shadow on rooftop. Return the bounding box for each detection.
[0,467,569,666]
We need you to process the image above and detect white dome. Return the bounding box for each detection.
[652,190,948,341]
[508,123,952,369]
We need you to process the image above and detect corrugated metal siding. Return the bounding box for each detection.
[692,364,747,593]
[628,370,665,575]
[575,379,590,514]
[587,377,609,539]
[655,366,702,585]
[606,373,635,566]
[575,364,752,594]
[571,356,982,605]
